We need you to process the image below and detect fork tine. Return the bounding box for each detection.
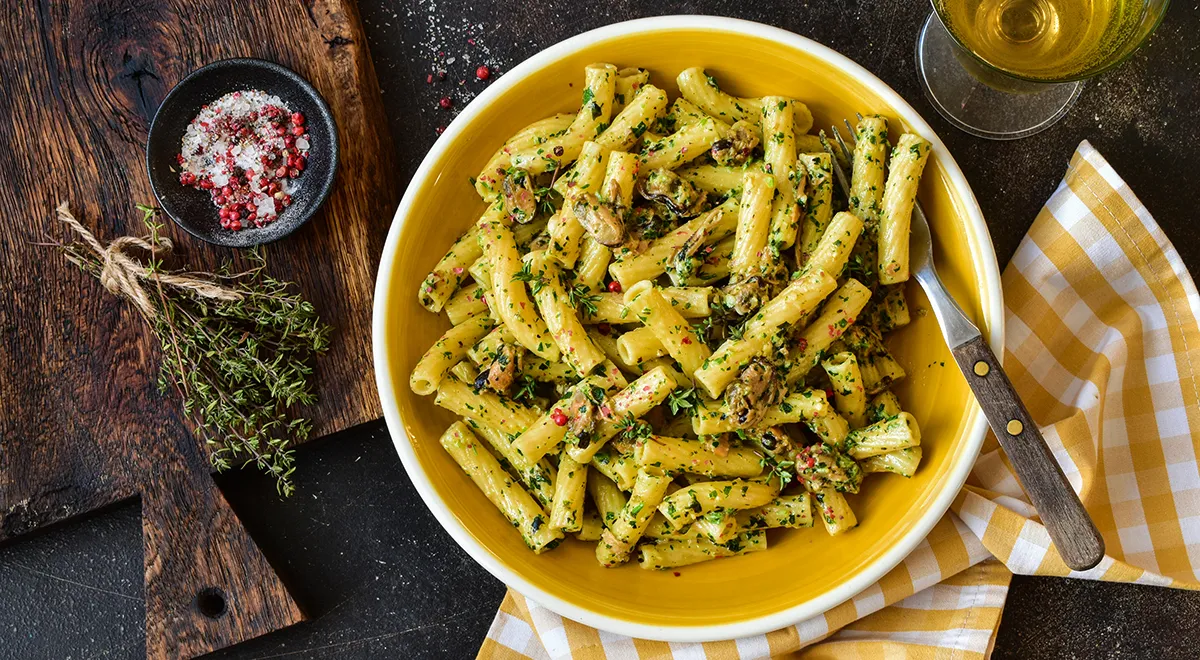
[822,128,852,198]
[855,112,864,122]
[831,125,853,167]
[842,118,856,141]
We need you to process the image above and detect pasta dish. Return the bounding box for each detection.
[407,64,932,570]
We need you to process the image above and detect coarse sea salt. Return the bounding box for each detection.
[177,90,311,231]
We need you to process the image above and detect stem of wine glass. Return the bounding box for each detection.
[914,11,1083,140]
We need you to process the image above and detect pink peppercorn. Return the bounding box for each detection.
[476,65,490,80]
[439,97,452,110]
[551,409,568,427]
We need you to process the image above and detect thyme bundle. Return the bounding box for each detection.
[52,203,331,495]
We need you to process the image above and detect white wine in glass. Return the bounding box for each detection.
[916,0,1169,139]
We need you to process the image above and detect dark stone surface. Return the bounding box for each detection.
[1,1,1197,658]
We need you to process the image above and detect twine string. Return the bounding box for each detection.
[55,201,243,318]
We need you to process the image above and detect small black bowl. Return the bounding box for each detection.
[146,58,338,247]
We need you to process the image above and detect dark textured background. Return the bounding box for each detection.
[1,1,1197,658]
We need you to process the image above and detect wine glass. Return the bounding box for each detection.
[915,0,1170,140]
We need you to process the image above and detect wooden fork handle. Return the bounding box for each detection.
[951,335,1105,571]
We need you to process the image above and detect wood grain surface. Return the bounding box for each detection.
[951,335,1106,571]
[0,0,397,656]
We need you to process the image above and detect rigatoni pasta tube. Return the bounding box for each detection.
[434,377,540,438]
[676,69,813,136]
[694,268,837,399]
[474,113,574,198]
[512,63,617,174]
[638,531,766,569]
[588,327,641,375]
[467,324,512,365]
[449,360,476,385]
[729,170,775,280]
[689,236,736,286]
[657,479,779,530]
[575,237,611,293]
[878,134,932,285]
[410,313,495,395]
[692,388,847,444]
[861,446,922,477]
[609,198,739,288]
[576,511,603,541]
[868,390,903,423]
[623,281,711,378]
[470,421,557,508]
[640,512,680,539]
[804,211,863,279]
[595,84,669,153]
[613,67,650,114]
[676,163,748,197]
[418,212,487,313]
[549,450,588,532]
[587,468,627,528]
[438,422,562,553]
[786,279,873,385]
[634,435,764,478]
[666,96,716,128]
[524,251,605,377]
[585,287,712,324]
[676,67,759,125]
[616,326,667,366]
[813,485,857,536]
[590,447,638,491]
[761,96,802,252]
[523,357,577,383]
[822,351,868,428]
[737,494,813,530]
[861,352,907,396]
[693,510,739,543]
[477,220,558,360]
[467,256,492,293]
[568,366,678,463]
[796,152,833,265]
[550,141,608,267]
[443,283,490,326]
[876,285,912,333]
[637,357,688,388]
[849,115,889,225]
[844,412,921,460]
[603,150,639,207]
[596,469,672,566]
[639,118,723,171]
[512,373,621,463]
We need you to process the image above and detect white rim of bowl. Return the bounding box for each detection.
[373,15,1004,642]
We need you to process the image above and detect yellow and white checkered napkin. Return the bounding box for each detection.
[479,140,1200,659]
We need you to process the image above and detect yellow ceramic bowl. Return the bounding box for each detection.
[373,16,1002,641]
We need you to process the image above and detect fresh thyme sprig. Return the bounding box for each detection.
[614,411,653,442]
[57,204,331,495]
[568,282,600,318]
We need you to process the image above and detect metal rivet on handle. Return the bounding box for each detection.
[973,361,990,376]
[1006,420,1024,436]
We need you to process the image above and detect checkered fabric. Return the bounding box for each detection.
[479,140,1200,659]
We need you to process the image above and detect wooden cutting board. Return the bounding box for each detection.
[0,1,397,657]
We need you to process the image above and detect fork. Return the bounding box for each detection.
[825,118,1105,571]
